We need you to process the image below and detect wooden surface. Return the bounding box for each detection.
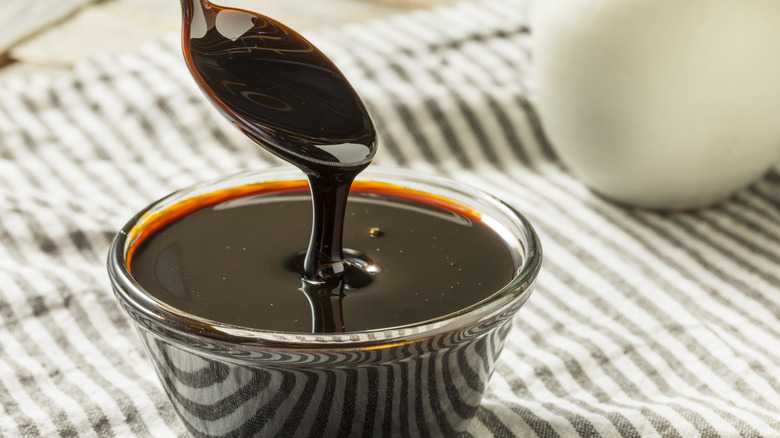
[0,0,453,78]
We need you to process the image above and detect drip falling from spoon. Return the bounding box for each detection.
[180,0,378,331]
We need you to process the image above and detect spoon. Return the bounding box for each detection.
[180,0,377,173]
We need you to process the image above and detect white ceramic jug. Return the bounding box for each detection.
[533,0,780,210]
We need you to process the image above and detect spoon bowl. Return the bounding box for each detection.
[180,0,377,172]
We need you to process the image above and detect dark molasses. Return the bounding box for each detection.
[128,181,521,333]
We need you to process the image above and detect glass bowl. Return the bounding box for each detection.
[108,167,542,437]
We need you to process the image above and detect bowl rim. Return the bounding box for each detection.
[107,167,542,350]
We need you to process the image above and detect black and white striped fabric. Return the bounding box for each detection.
[1,0,779,436]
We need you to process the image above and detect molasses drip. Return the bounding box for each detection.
[180,0,377,332]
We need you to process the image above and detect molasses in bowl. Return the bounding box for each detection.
[108,167,542,437]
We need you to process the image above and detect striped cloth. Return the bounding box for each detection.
[1,0,779,436]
